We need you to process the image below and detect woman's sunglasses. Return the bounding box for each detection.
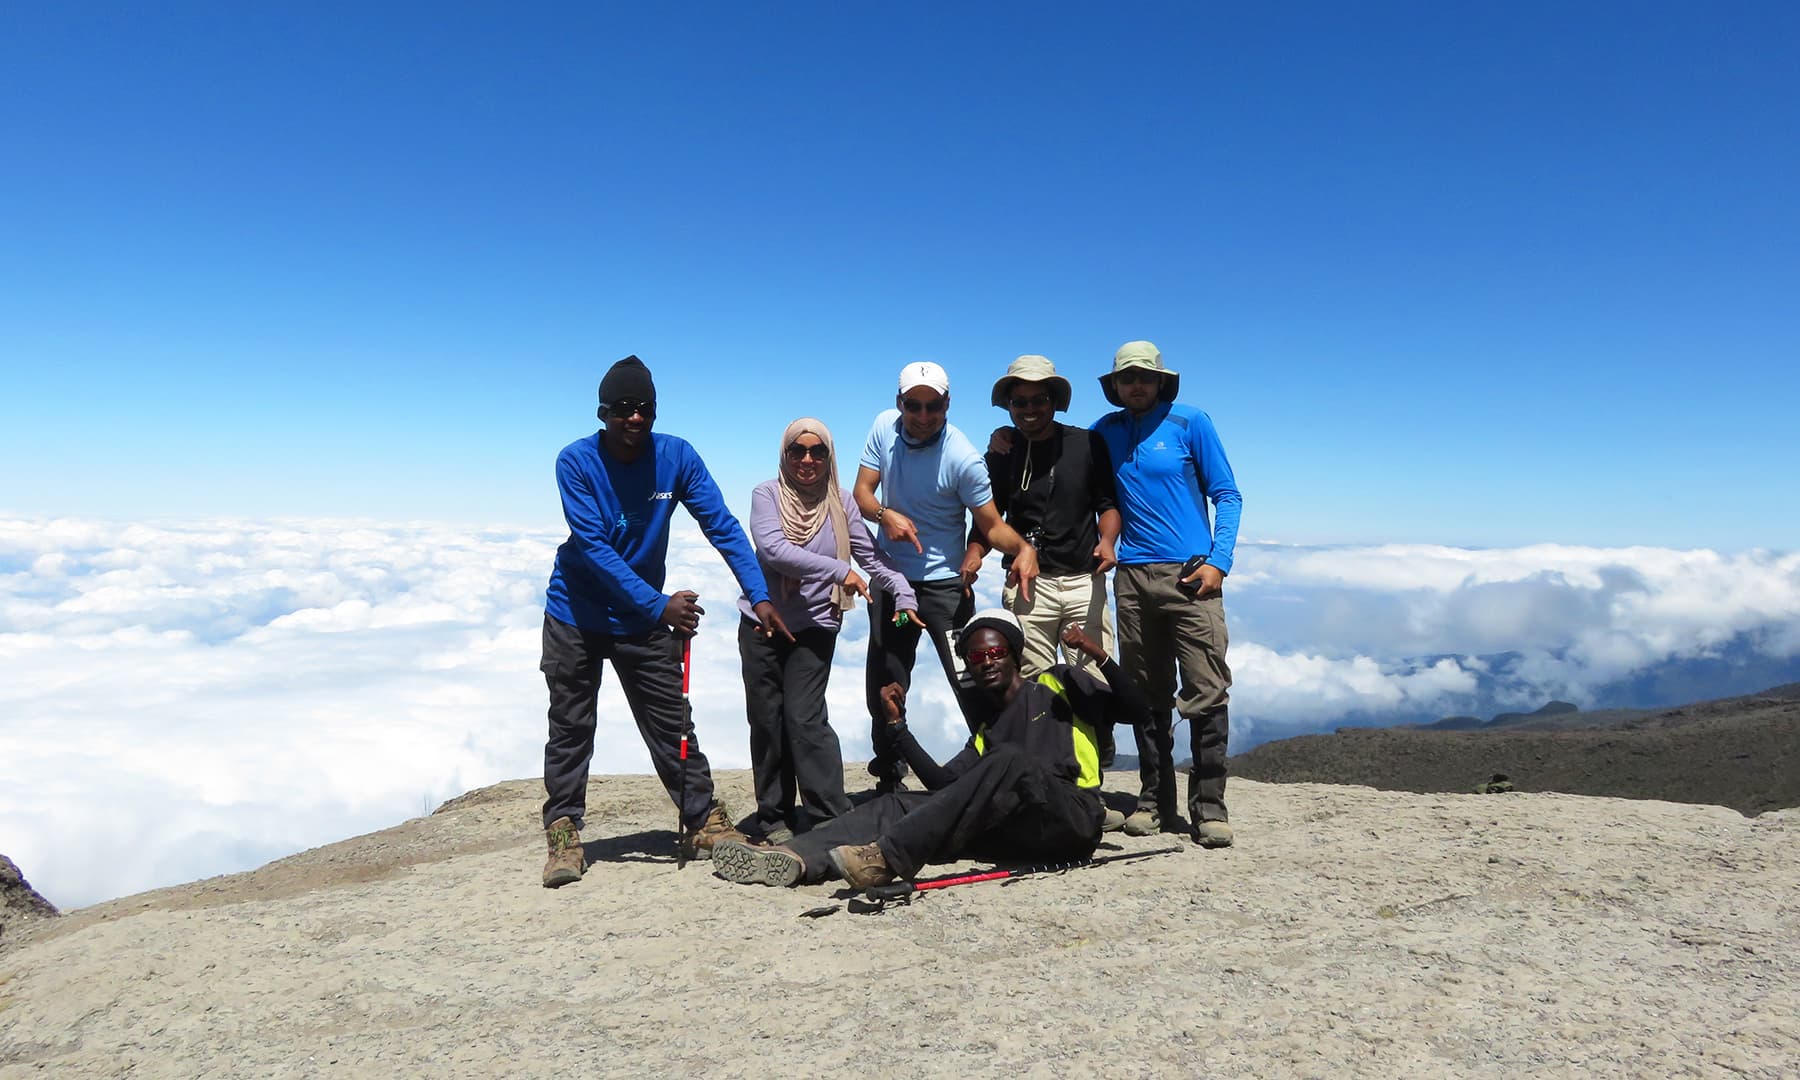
[785,443,830,463]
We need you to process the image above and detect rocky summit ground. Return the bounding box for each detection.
[2,768,1796,1078]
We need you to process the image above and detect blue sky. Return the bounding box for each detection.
[4,4,1796,548]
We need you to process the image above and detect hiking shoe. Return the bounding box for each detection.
[828,842,894,889]
[1196,820,1235,848]
[1122,809,1160,837]
[757,824,795,846]
[679,804,746,863]
[1101,808,1127,833]
[542,816,585,888]
[712,839,804,887]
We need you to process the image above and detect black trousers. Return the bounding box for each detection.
[864,579,974,783]
[788,744,1101,882]
[540,613,714,831]
[737,618,851,834]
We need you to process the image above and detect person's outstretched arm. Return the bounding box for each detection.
[879,683,978,791]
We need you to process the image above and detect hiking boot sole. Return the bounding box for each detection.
[542,866,583,889]
[712,840,802,887]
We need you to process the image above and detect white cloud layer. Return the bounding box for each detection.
[2,517,1795,909]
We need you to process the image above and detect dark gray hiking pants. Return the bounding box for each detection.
[1115,563,1232,823]
[737,618,851,835]
[540,613,715,831]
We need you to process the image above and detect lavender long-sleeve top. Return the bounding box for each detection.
[736,480,917,632]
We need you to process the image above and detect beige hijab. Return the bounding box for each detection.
[777,418,855,611]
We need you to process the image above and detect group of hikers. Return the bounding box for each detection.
[537,342,1242,892]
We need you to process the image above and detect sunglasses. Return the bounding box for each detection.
[1008,393,1053,410]
[607,399,656,420]
[784,443,830,463]
[1113,370,1160,387]
[966,644,1011,665]
[901,397,948,414]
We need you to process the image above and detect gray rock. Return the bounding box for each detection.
[1,853,59,943]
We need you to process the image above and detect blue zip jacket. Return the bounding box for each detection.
[1092,403,1242,574]
[545,431,770,635]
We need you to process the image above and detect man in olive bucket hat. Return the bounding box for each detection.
[964,355,1126,823]
[1092,341,1242,848]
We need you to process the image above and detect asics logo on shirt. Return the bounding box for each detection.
[650,491,674,500]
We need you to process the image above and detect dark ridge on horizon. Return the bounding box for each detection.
[1231,684,1800,816]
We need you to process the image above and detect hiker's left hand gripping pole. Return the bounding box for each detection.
[676,634,694,869]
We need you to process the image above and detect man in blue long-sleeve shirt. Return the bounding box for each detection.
[540,355,790,888]
[1092,341,1242,848]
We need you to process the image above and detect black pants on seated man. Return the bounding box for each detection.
[715,609,1151,890]
[787,743,1101,883]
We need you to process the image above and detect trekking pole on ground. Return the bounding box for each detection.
[862,845,1183,902]
[675,634,694,869]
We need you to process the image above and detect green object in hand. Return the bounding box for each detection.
[894,611,911,628]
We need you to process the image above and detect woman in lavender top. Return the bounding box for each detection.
[737,419,920,843]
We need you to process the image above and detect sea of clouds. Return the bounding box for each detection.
[2,515,1796,910]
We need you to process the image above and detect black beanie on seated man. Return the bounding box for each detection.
[957,608,1027,659]
[597,355,657,418]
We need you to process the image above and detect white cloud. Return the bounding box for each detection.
[1222,540,1800,741]
[1,518,1795,909]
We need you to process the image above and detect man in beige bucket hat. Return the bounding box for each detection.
[964,354,1125,821]
[1092,340,1242,848]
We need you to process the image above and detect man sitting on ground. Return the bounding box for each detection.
[711,610,1160,890]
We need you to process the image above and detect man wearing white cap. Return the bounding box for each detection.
[1093,341,1242,848]
[852,362,1041,792]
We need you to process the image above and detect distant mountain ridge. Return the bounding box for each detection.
[1232,683,1800,815]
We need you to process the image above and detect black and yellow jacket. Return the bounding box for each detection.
[895,656,1153,796]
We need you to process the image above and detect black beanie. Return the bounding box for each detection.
[957,608,1026,658]
[598,355,657,414]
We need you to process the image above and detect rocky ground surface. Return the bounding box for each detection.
[2,768,1796,1078]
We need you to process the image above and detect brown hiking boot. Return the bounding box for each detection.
[542,816,585,888]
[828,842,894,889]
[1195,820,1235,849]
[679,804,747,863]
[1122,808,1160,836]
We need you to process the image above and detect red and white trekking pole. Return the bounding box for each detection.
[861,845,1183,902]
[675,635,694,868]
